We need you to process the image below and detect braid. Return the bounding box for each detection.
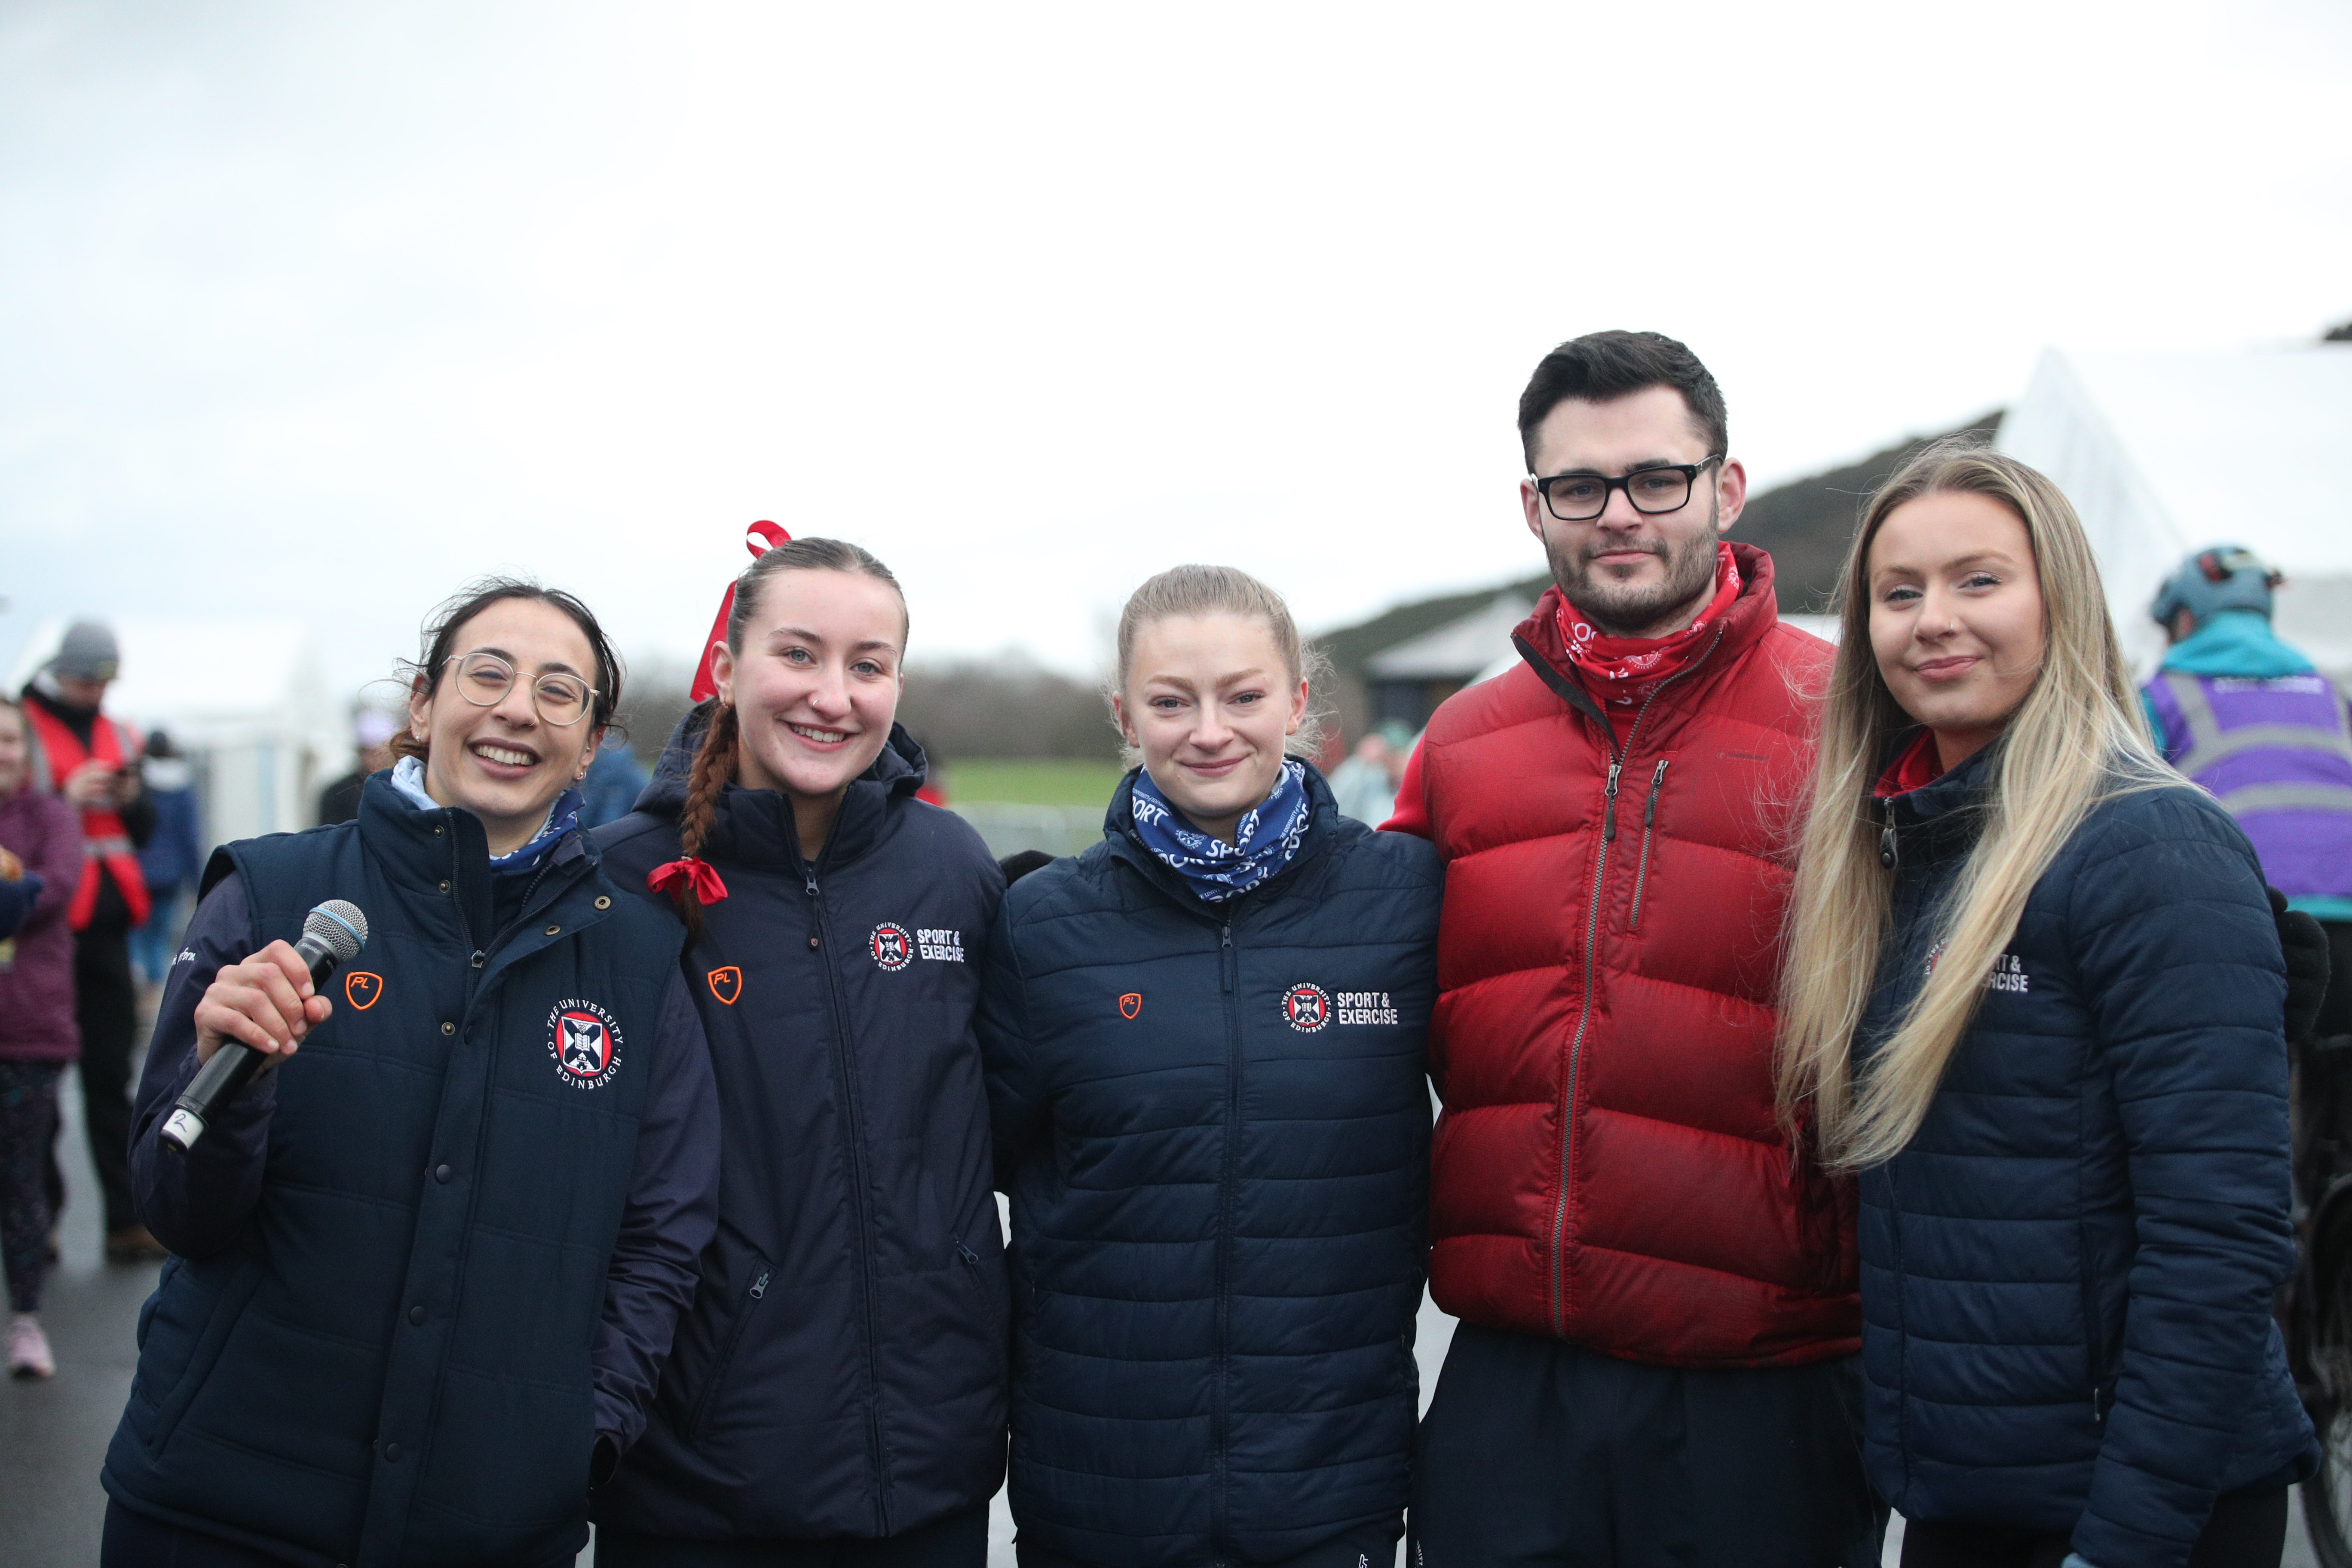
[671,703,739,940]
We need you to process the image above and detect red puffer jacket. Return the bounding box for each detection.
[1387,544,1856,1367]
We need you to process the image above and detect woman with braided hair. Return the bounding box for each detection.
[593,531,1009,1568]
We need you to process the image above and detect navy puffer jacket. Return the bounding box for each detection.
[980,765,1441,1567]
[591,714,1008,1541]
[1859,742,2316,1567]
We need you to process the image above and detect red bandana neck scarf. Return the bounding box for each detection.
[1557,543,1743,707]
[1874,730,1945,800]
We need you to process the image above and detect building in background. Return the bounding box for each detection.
[1314,416,1998,736]
[1316,337,2352,734]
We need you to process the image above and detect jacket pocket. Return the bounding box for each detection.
[136,1255,180,1351]
[2080,1220,2110,1424]
[144,1252,263,1457]
[683,1250,774,1448]
[954,1241,1003,1332]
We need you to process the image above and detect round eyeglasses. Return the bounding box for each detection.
[441,651,598,726]
[1531,456,1724,523]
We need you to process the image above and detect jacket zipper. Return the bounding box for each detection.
[805,866,893,1534]
[1212,918,1240,1565]
[685,1266,771,1443]
[1546,625,1726,1335]
[1626,760,1670,932]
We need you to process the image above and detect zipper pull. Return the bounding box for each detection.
[1879,821,1898,870]
[749,1270,769,1300]
[956,1242,980,1265]
[1602,761,1623,842]
[804,871,820,898]
[1644,759,1668,824]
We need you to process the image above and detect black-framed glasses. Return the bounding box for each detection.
[441,651,598,726]
[1531,456,1724,523]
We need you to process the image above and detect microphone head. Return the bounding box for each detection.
[303,900,369,963]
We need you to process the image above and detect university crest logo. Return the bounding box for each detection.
[547,997,624,1090]
[1281,982,1332,1033]
[870,923,914,972]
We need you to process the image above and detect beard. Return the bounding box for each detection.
[1547,497,1723,639]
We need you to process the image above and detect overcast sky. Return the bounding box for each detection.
[3,0,2347,703]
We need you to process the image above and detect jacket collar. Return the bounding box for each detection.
[639,702,929,873]
[1878,732,1999,866]
[354,769,598,943]
[1102,759,1340,917]
[1510,541,1782,746]
[2159,609,2316,679]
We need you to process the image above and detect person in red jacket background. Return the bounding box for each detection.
[1389,331,1874,1566]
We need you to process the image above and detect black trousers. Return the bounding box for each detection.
[104,1500,583,1566]
[1410,1324,1883,1568]
[1897,1486,2288,1568]
[597,1503,989,1568]
[1017,1519,1400,1568]
[73,924,140,1231]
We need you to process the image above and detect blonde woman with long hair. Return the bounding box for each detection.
[1776,441,2314,1568]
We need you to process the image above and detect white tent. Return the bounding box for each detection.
[9,618,349,854]
[1996,345,2352,682]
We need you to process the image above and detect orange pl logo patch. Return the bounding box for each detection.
[1118,992,1142,1020]
[343,972,384,1011]
[707,966,743,1006]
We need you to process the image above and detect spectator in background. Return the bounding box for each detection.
[2144,546,2352,1046]
[0,695,86,1379]
[577,731,651,828]
[130,730,202,987]
[1327,721,1409,825]
[17,621,162,1263]
[313,708,398,826]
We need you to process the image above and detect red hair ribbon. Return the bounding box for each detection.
[647,856,730,906]
[689,521,793,702]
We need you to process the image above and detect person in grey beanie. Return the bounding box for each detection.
[18,619,162,1261]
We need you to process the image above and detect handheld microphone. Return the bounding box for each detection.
[161,900,369,1154]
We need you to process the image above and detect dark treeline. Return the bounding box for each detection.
[608,652,1115,766]
[895,655,1117,763]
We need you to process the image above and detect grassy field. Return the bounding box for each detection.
[941,757,1127,809]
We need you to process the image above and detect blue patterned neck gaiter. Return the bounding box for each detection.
[1128,758,1312,902]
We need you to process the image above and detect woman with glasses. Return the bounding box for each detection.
[1774,444,2315,1568]
[100,579,721,1568]
[589,533,1010,1568]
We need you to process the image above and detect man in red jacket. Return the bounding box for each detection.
[1389,332,1874,1565]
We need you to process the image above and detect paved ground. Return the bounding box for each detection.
[1,1063,2321,1568]
[0,1059,166,1567]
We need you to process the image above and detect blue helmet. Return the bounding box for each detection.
[2150,545,2281,628]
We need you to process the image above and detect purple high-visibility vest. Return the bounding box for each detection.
[2144,669,2352,902]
